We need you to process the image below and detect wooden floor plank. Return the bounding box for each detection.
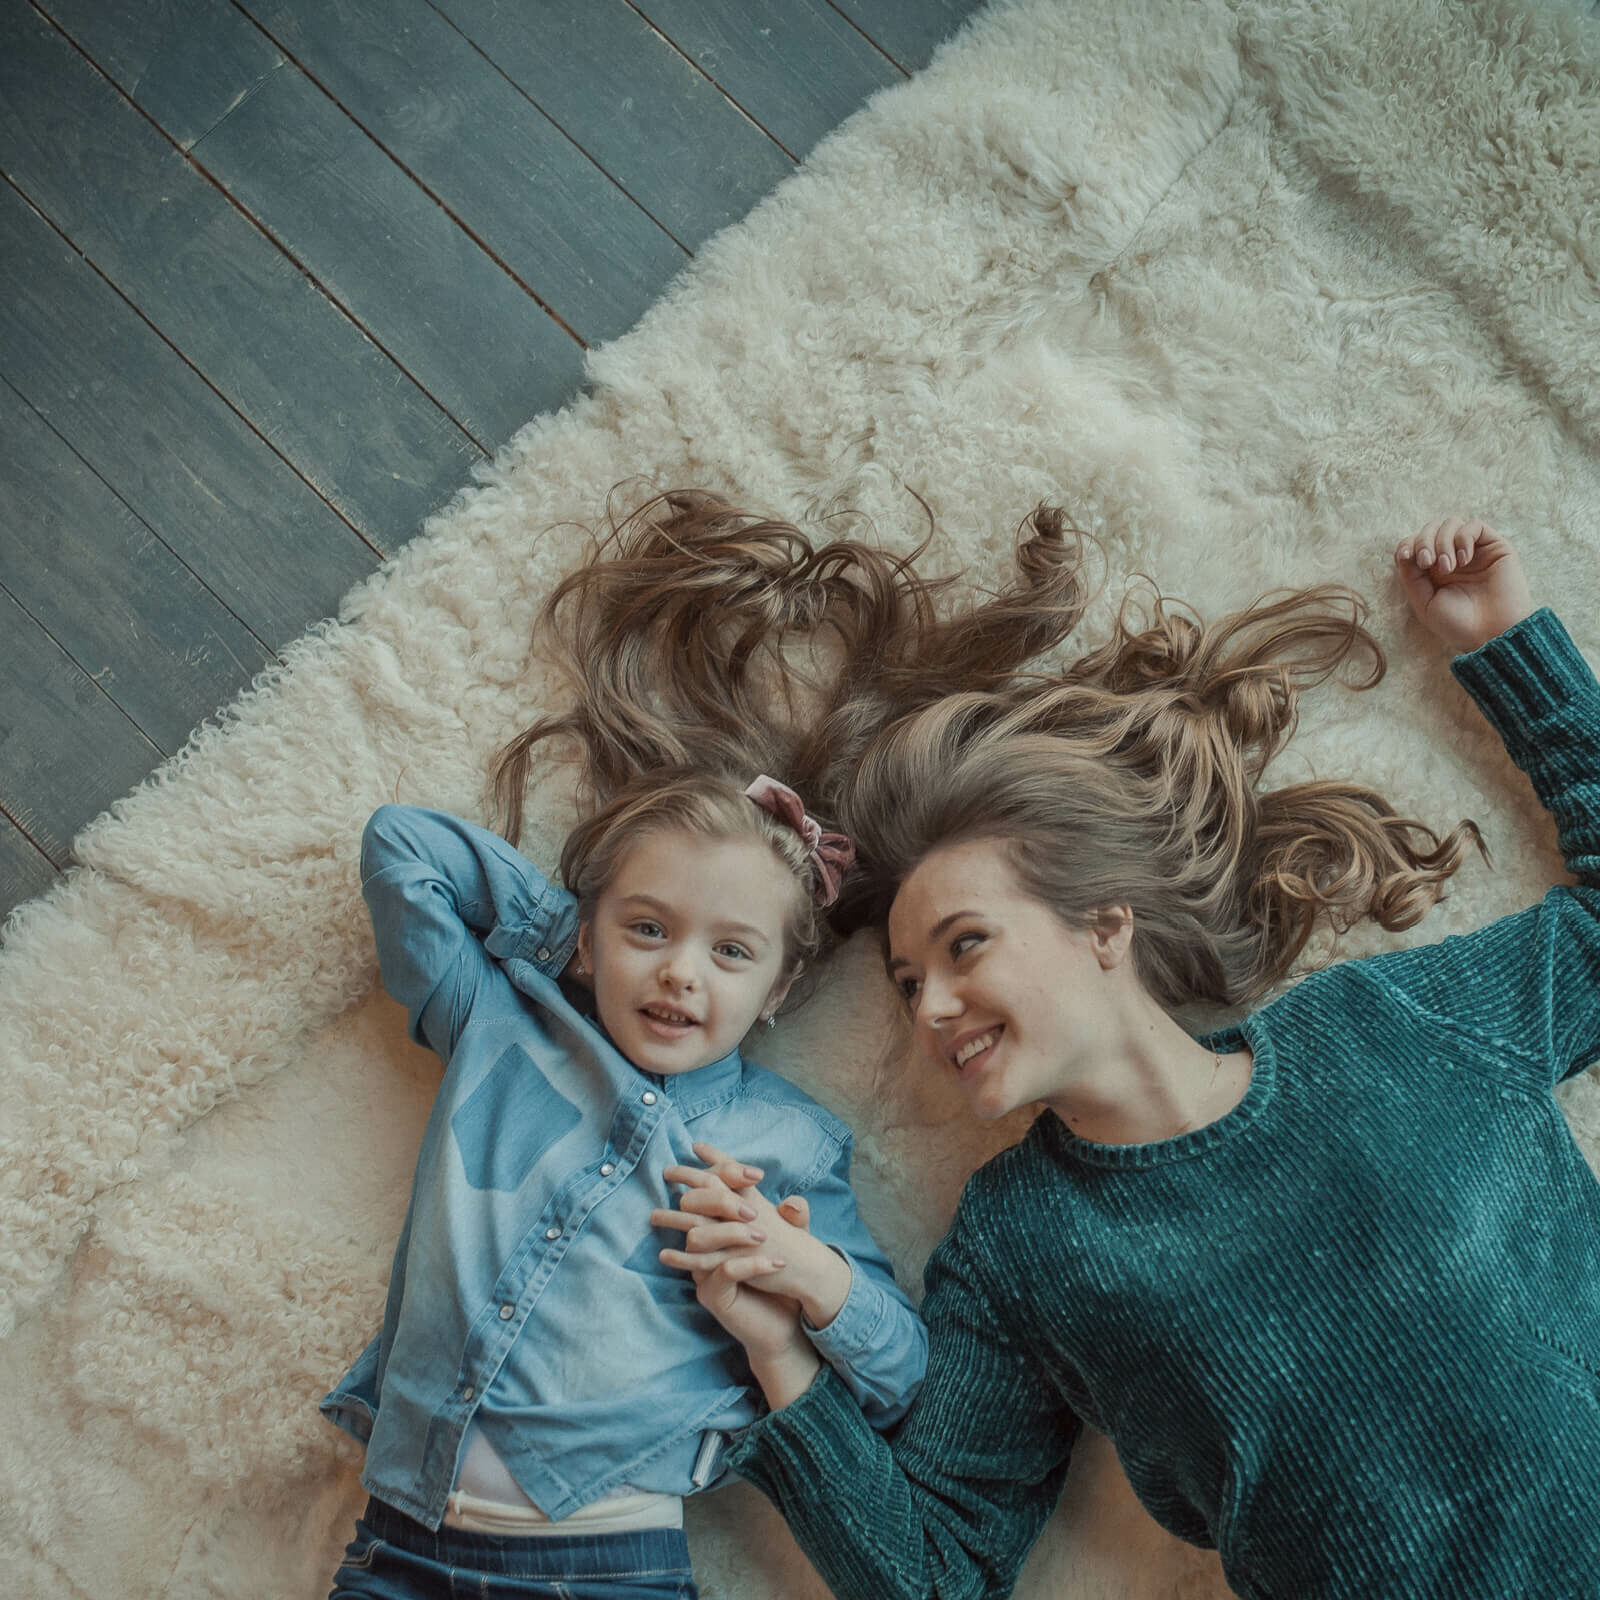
[0,586,161,869]
[0,0,994,902]
[0,179,380,649]
[0,814,59,924]
[827,0,979,72]
[192,61,587,450]
[0,3,480,547]
[37,0,284,151]
[431,0,795,250]
[240,0,688,345]
[634,0,903,159]
[0,377,272,755]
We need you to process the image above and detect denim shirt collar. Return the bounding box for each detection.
[653,1046,746,1117]
[586,1017,747,1118]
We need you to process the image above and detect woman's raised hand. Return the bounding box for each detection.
[1394,519,1535,655]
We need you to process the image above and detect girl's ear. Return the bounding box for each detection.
[1089,905,1134,969]
[763,965,800,1019]
[571,921,594,980]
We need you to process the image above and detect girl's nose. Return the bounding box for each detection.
[659,950,700,991]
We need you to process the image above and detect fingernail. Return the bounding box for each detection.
[743,1166,763,1180]
[739,1204,756,1220]
[750,1229,766,1242]
[771,1258,787,1269]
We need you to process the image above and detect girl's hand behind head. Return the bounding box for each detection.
[1394,519,1535,655]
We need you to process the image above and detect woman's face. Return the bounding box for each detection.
[887,837,1118,1121]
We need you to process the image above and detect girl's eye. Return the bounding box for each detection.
[715,942,753,961]
[631,920,665,939]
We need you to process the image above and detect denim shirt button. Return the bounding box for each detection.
[536,947,551,962]
[461,1386,475,1402]
[600,1163,614,1176]
[499,1304,515,1320]
[642,1091,657,1106]
[545,1226,560,1240]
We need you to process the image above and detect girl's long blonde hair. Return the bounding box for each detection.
[839,585,1483,1008]
[489,488,1086,963]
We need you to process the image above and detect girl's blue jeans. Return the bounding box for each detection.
[329,1497,699,1600]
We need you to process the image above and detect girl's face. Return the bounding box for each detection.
[578,829,798,1075]
[887,837,1120,1121]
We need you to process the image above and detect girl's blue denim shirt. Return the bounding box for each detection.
[320,806,927,1531]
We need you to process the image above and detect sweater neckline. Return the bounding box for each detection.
[1042,1015,1272,1170]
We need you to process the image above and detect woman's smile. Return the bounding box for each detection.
[950,1026,1003,1073]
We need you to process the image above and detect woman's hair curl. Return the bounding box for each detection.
[840,585,1482,1007]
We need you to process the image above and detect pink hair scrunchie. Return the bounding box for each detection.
[743,775,856,908]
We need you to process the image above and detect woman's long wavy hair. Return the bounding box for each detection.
[489,488,1088,975]
[839,585,1485,1010]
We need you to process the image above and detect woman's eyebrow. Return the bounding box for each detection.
[888,911,978,970]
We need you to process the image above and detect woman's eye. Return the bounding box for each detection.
[951,931,985,960]
[897,975,922,1002]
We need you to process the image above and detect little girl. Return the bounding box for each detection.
[660,519,1600,1598]
[320,489,1083,1600]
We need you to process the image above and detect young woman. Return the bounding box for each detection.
[658,519,1600,1598]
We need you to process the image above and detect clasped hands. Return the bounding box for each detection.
[651,1142,845,1402]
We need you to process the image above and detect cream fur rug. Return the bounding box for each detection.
[4,1,1599,1595]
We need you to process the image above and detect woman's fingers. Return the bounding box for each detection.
[649,1215,767,1252]
[661,1165,758,1220]
[1398,517,1493,581]
[691,1141,764,1187]
[650,1207,754,1238]
[660,1245,787,1275]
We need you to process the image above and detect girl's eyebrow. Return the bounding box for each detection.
[888,911,979,972]
[618,892,771,944]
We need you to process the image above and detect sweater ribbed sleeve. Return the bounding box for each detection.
[1359,608,1600,1084]
[727,1210,1080,1600]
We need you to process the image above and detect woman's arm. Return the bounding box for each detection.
[723,1214,1081,1600]
[1376,523,1600,1082]
[360,805,578,1058]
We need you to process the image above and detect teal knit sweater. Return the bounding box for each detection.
[728,609,1600,1599]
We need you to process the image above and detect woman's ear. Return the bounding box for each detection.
[1089,905,1134,969]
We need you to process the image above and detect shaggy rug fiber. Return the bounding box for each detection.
[4,0,1599,1594]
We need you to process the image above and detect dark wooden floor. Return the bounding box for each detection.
[0,0,987,924]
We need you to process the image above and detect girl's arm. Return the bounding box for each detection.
[1377,523,1600,1083]
[360,805,579,1059]
[722,1210,1081,1600]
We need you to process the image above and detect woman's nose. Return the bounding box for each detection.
[914,972,961,1032]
